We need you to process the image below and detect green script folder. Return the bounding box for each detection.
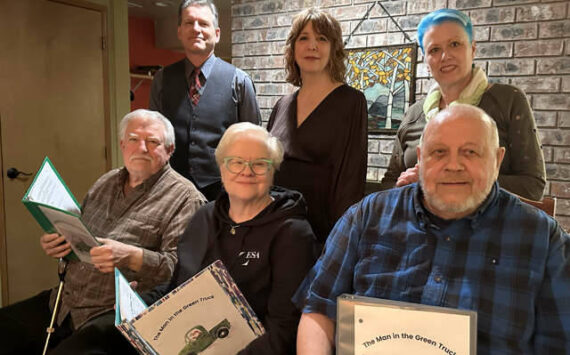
[22,156,99,262]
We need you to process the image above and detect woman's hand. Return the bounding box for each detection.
[396,164,420,187]
[40,233,72,258]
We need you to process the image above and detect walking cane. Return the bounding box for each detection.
[42,258,68,355]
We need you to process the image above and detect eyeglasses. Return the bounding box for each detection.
[223,157,273,176]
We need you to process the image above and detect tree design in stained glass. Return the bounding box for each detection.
[346,44,417,133]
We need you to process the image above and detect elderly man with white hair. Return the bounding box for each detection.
[0,109,206,354]
[294,104,570,354]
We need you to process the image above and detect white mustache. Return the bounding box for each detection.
[130,155,152,162]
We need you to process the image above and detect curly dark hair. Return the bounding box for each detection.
[284,8,346,87]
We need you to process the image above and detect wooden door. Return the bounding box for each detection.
[0,0,109,304]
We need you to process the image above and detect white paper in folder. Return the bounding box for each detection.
[336,294,477,355]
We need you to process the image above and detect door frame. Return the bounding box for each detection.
[0,0,111,306]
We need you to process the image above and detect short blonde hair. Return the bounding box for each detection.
[284,7,346,87]
[215,122,284,169]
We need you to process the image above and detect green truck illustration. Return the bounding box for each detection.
[178,319,231,355]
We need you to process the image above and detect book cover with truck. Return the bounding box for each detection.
[115,260,265,355]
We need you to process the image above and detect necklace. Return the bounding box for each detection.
[228,196,274,235]
[230,224,240,235]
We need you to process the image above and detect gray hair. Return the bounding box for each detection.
[421,104,499,150]
[215,122,284,170]
[178,0,218,27]
[119,109,175,150]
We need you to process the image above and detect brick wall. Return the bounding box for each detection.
[230,0,570,230]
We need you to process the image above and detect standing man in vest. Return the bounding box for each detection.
[150,0,261,201]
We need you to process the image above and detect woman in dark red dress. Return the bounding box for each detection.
[267,8,368,246]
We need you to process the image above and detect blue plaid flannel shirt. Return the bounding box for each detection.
[294,182,570,354]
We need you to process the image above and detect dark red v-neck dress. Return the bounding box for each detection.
[268,84,368,245]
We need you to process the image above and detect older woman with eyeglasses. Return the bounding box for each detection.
[145,122,316,355]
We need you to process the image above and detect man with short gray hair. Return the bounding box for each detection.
[0,109,206,354]
[150,0,261,201]
[295,104,570,354]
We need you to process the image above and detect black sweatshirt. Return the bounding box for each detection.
[145,186,317,354]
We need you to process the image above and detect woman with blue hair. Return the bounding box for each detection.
[379,8,546,200]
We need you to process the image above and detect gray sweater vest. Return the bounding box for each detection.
[161,58,237,188]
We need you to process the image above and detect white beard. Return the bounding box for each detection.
[420,177,494,218]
